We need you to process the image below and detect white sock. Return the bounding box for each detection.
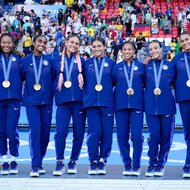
[11,156,17,162]
[2,155,8,163]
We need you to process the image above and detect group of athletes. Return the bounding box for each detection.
[1,31,190,178]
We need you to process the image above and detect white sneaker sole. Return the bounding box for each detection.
[67,169,77,174]
[88,170,97,175]
[183,173,190,178]
[39,169,46,174]
[0,171,9,175]
[131,172,141,176]
[30,172,39,177]
[97,170,106,175]
[153,172,165,177]
[123,171,132,176]
[145,172,154,177]
[53,168,65,176]
[10,169,18,174]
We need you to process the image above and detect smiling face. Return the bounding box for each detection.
[92,40,105,58]
[180,34,190,52]
[148,42,162,59]
[65,36,80,54]
[122,43,136,61]
[0,35,14,55]
[33,36,47,55]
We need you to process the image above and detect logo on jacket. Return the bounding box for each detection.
[43,60,49,66]
[12,57,16,62]
[134,66,138,71]
[163,65,168,70]
[104,62,109,67]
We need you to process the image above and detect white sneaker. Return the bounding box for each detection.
[97,159,106,175]
[131,168,141,176]
[153,167,165,177]
[53,161,65,176]
[88,161,97,175]
[67,160,77,174]
[0,162,9,175]
[30,170,39,177]
[145,166,155,177]
[123,165,132,176]
[183,166,190,178]
[39,166,45,174]
[10,161,18,174]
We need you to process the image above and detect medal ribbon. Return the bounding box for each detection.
[94,57,105,84]
[65,55,75,81]
[184,53,190,80]
[1,54,13,81]
[123,61,135,88]
[32,54,43,84]
[153,59,164,88]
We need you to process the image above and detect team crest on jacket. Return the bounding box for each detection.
[12,57,16,62]
[43,60,48,66]
[163,65,168,70]
[134,66,138,71]
[104,62,109,67]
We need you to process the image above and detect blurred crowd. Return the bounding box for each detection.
[0,0,188,62]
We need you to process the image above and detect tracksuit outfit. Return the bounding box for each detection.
[112,59,145,170]
[145,59,176,168]
[20,53,53,169]
[0,53,21,158]
[173,52,190,170]
[52,54,86,161]
[83,56,115,163]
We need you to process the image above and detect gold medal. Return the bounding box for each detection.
[126,88,134,96]
[33,83,41,91]
[64,80,72,88]
[2,80,10,88]
[186,80,190,87]
[154,88,161,96]
[95,84,103,91]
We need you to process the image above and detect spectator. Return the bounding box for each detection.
[169,37,178,52]
[23,31,32,55]
[58,9,64,26]
[136,32,146,50]
[131,11,137,30]
[19,7,27,22]
[9,12,16,25]
[137,46,147,63]
[111,38,121,61]
[165,6,172,20]
[162,16,171,34]
[145,9,152,26]
[165,53,171,61]
[12,15,21,33]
